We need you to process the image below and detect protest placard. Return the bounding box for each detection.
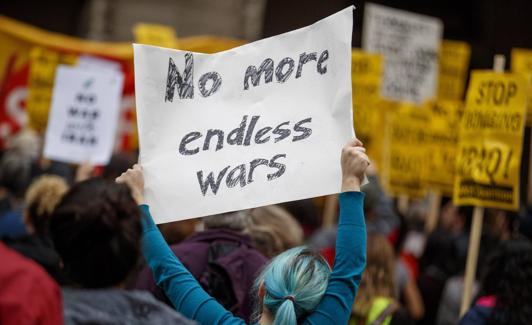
[44,65,124,165]
[454,71,527,210]
[362,3,443,103]
[134,7,354,223]
[422,100,464,195]
[511,48,532,125]
[381,102,427,198]
[351,49,383,167]
[134,23,177,48]
[26,48,77,132]
[438,40,471,100]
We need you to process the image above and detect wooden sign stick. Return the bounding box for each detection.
[459,54,505,317]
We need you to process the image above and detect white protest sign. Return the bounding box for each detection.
[134,7,354,223]
[44,65,124,165]
[362,3,443,103]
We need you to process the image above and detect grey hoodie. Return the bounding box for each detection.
[62,288,196,325]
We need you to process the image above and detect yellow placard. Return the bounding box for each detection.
[26,47,77,131]
[351,49,383,102]
[381,102,428,198]
[351,49,383,169]
[422,100,464,195]
[511,48,532,125]
[453,71,527,210]
[133,23,177,48]
[437,40,471,101]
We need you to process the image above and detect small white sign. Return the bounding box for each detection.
[134,7,355,223]
[44,65,124,165]
[363,3,443,103]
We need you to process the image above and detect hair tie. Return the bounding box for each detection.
[284,295,296,303]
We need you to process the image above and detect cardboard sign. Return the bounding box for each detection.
[44,65,124,164]
[362,3,443,103]
[438,40,471,100]
[351,49,383,168]
[26,48,77,132]
[511,48,532,125]
[134,7,354,223]
[454,71,527,210]
[381,102,427,198]
[133,23,177,48]
[422,100,464,195]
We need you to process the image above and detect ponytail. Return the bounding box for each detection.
[253,247,331,323]
[273,299,297,325]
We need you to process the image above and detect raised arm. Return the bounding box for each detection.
[304,138,368,325]
[117,165,245,325]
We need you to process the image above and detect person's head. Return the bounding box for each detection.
[0,149,32,198]
[439,200,472,233]
[247,205,303,258]
[7,129,42,161]
[353,234,396,317]
[477,239,532,325]
[49,178,141,288]
[24,175,69,234]
[253,246,331,325]
[203,210,251,232]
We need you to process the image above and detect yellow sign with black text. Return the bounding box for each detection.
[511,48,532,125]
[454,71,527,210]
[438,40,471,101]
[351,50,383,168]
[422,100,464,195]
[382,102,428,198]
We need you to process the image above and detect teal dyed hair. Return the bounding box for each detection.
[253,246,331,325]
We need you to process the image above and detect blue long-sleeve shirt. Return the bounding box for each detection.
[140,191,366,325]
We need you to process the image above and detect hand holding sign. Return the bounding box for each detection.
[116,164,145,205]
[341,138,370,192]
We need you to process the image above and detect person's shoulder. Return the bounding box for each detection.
[0,243,61,323]
[0,242,57,286]
[459,305,492,325]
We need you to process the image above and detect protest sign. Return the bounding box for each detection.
[454,71,527,210]
[44,65,124,165]
[381,102,427,198]
[511,48,532,125]
[27,48,77,132]
[362,3,443,103]
[422,100,464,195]
[133,23,177,48]
[134,7,354,223]
[351,50,383,166]
[438,40,471,100]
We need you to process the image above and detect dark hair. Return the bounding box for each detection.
[49,178,141,288]
[478,239,532,325]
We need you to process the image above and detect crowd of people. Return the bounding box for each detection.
[1,130,532,325]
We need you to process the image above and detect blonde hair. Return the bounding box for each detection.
[247,205,303,258]
[353,234,396,318]
[25,175,69,232]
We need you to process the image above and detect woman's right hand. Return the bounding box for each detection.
[116,164,145,205]
[341,138,370,192]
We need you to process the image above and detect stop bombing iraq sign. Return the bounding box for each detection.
[134,7,355,223]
